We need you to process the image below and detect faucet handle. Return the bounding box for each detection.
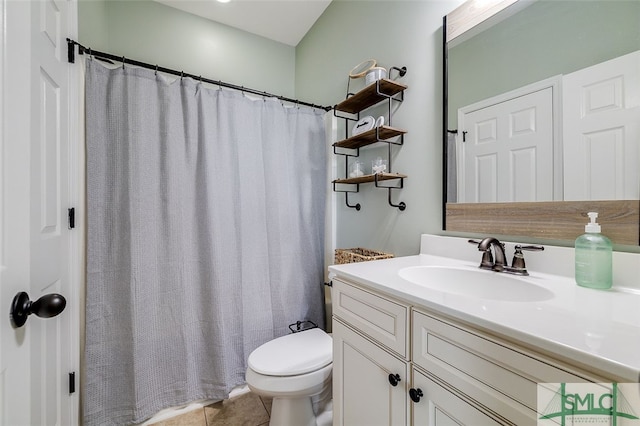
[469,239,494,269]
[519,245,545,252]
[509,244,544,275]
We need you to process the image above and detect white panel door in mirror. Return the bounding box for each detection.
[459,87,553,203]
[563,50,640,201]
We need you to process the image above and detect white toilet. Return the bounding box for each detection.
[245,328,333,426]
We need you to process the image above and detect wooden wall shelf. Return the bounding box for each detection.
[333,173,407,185]
[332,68,408,211]
[333,126,406,150]
[335,79,407,114]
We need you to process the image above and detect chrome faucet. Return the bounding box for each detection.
[469,238,544,275]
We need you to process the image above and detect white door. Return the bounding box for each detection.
[563,50,640,201]
[332,319,408,426]
[458,86,554,203]
[0,1,79,425]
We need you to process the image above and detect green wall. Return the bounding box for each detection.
[297,0,463,256]
[78,0,296,97]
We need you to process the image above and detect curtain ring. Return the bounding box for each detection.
[155,64,158,75]
[217,80,222,91]
[199,75,202,83]
[121,56,125,69]
[88,48,93,60]
[180,71,184,80]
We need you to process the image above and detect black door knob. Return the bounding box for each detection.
[10,292,66,328]
[409,387,424,403]
[388,373,401,387]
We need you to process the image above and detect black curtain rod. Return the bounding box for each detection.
[66,39,332,112]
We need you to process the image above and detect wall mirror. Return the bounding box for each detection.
[442,0,640,245]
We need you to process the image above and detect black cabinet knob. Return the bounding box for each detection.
[388,373,401,387]
[409,388,424,403]
[10,292,66,328]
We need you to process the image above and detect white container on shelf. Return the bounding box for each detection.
[365,67,386,85]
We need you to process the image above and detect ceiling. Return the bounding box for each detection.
[153,0,333,46]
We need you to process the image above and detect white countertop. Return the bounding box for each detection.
[329,235,640,382]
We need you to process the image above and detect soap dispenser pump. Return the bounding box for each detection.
[575,212,612,289]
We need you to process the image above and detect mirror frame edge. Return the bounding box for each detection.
[442,14,449,232]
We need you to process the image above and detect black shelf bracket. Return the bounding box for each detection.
[332,182,361,211]
[374,174,406,211]
[333,107,360,122]
[333,145,360,157]
[345,192,361,211]
[390,66,407,79]
[376,127,404,146]
[388,189,406,211]
[374,79,405,105]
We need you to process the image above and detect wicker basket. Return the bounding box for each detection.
[335,248,394,265]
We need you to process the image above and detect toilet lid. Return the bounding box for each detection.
[248,328,332,376]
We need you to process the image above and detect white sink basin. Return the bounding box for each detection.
[398,266,554,302]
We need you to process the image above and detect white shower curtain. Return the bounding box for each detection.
[83,59,327,425]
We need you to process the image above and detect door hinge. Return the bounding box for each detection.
[69,372,76,394]
[67,39,75,63]
[68,208,75,229]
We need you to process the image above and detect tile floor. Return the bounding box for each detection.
[149,392,272,426]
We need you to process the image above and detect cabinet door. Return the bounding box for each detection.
[411,368,505,426]
[333,319,408,426]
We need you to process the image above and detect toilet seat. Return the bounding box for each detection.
[248,328,332,376]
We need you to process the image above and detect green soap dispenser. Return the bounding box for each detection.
[575,212,612,289]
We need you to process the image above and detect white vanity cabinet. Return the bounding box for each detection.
[331,276,608,426]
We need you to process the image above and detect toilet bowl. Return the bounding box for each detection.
[245,328,333,426]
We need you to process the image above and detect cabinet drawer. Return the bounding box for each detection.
[412,310,596,424]
[332,278,409,358]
